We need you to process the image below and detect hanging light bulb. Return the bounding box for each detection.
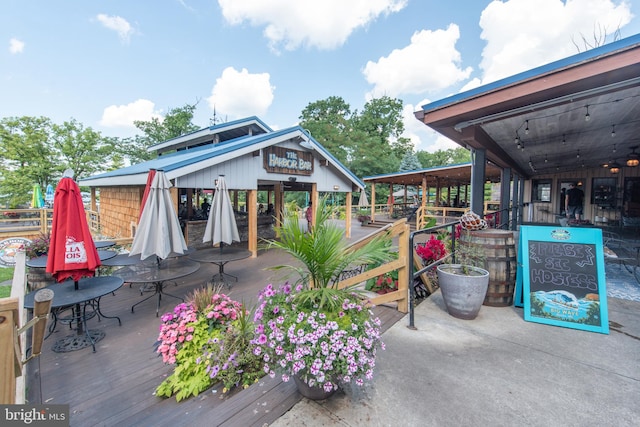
[610,161,621,174]
[525,120,529,135]
[584,105,590,122]
[514,132,519,145]
[544,154,548,163]
[562,134,566,145]
[613,144,617,153]
[576,150,580,159]
[611,124,616,137]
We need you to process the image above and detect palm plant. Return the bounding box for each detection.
[264,196,394,311]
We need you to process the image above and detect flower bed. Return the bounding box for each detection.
[155,288,264,401]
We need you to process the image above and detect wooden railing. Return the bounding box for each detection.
[336,219,411,313]
[0,208,101,239]
[0,252,52,404]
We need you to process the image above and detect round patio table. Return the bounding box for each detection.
[23,275,124,353]
[189,247,251,288]
[112,257,200,316]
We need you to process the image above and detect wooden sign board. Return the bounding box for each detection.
[520,225,609,334]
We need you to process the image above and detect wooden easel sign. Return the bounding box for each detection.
[521,225,609,334]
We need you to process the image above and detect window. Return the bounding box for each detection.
[531,179,552,202]
[591,177,616,207]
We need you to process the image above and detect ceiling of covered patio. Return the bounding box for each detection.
[415,35,640,180]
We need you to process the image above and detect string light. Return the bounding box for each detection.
[544,154,548,163]
[576,150,580,159]
[611,124,616,137]
[584,105,590,122]
[525,120,529,135]
[562,134,566,145]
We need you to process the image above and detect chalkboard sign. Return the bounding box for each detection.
[520,225,609,334]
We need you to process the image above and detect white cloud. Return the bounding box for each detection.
[402,102,459,153]
[364,24,473,99]
[478,0,633,84]
[100,99,163,128]
[218,0,407,52]
[9,38,25,54]
[96,14,134,43]
[207,67,275,118]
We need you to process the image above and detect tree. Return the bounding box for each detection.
[416,148,470,168]
[0,116,56,207]
[399,151,422,172]
[51,118,116,180]
[122,103,200,164]
[299,96,353,164]
[0,116,115,207]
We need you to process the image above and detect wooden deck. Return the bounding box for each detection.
[26,247,406,427]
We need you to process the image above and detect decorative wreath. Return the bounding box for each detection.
[459,210,487,231]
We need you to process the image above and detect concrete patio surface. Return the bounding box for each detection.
[271,292,640,426]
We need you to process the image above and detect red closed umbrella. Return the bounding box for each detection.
[139,168,156,221]
[46,173,101,285]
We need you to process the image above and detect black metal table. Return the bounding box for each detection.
[112,257,200,316]
[23,276,124,352]
[189,247,251,288]
[26,250,117,268]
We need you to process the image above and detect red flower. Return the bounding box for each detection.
[416,235,447,264]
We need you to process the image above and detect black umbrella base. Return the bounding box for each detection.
[52,330,105,353]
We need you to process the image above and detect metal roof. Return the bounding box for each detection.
[416,33,640,179]
[363,162,502,187]
[80,123,365,190]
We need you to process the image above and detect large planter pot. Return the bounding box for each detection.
[436,264,490,320]
[292,374,338,400]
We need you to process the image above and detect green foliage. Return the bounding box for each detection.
[155,293,263,401]
[265,197,394,310]
[0,116,115,207]
[23,233,50,259]
[416,148,471,168]
[126,103,200,163]
[0,285,10,298]
[0,267,14,283]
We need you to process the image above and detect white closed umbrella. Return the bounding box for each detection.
[203,175,240,249]
[358,189,369,206]
[130,170,187,261]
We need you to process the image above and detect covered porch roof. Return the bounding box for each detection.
[415,34,640,179]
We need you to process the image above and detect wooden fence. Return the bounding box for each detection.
[336,219,411,313]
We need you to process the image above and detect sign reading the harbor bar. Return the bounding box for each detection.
[263,146,313,175]
[520,225,609,334]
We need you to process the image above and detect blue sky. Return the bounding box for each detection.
[2,0,639,153]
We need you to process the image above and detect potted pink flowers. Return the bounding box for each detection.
[155,288,263,401]
[252,198,392,399]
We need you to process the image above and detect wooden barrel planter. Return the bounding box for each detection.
[458,229,517,306]
[26,266,56,292]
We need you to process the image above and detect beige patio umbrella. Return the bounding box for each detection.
[203,175,239,250]
[358,189,369,206]
[130,169,188,261]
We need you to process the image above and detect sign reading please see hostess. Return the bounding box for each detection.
[263,146,313,176]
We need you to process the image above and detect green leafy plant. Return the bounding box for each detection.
[255,196,394,391]
[23,233,50,259]
[264,196,393,311]
[155,287,263,401]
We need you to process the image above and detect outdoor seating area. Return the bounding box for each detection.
[24,243,404,425]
